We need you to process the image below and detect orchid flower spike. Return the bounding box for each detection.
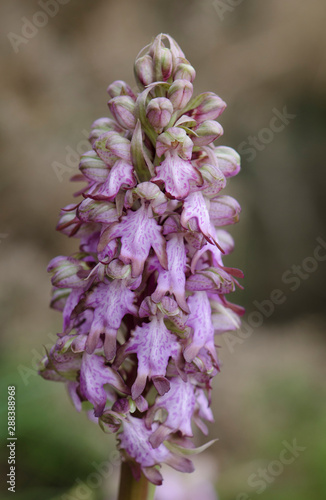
[40,33,244,495]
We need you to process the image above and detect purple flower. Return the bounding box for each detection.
[117,416,194,485]
[153,127,202,199]
[116,315,180,399]
[83,280,137,360]
[106,203,168,278]
[80,353,129,417]
[39,344,82,382]
[181,191,215,244]
[91,160,137,201]
[146,377,196,447]
[184,292,217,363]
[151,234,189,312]
[40,33,244,488]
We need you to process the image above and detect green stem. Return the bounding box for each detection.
[118,461,156,500]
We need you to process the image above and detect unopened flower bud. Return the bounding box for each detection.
[162,34,185,61]
[79,150,109,182]
[157,47,173,81]
[209,195,241,226]
[192,120,224,146]
[89,117,122,145]
[47,256,89,288]
[94,131,131,166]
[134,55,155,88]
[108,96,136,130]
[77,198,118,224]
[107,80,136,100]
[146,97,173,132]
[213,146,240,177]
[174,61,196,82]
[168,79,193,110]
[190,92,226,123]
[151,38,173,81]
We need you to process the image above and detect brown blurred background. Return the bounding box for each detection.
[1,1,326,499]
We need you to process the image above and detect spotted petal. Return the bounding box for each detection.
[80,353,129,417]
[181,192,215,245]
[118,416,194,485]
[184,292,216,363]
[147,377,196,448]
[153,151,202,200]
[84,281,137,360]
[106,203,168,277]
[186,267,235,294]
[152,234,189,312]
[209,195,241,226]
[121,316,180,399]
[93,160,136,200]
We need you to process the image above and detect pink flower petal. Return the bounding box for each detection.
[152,234,189,312]
[153,151,202,200]
[123,316,180,399]
[107,203,168,277]
[184,292,215,362]
[84,281,137,360]
[80,353,129,416]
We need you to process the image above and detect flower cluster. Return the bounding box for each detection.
[40,34,244,486]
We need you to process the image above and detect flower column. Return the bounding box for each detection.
[40,33,244,500]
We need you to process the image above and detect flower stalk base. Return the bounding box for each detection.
[118,462,156,500]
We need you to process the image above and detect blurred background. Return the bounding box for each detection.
[1,0,326,499]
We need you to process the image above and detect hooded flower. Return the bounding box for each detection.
[184,292,217,363]
[116,314,180,399]
[117,415,194,485]
[181,191,215,244]
[39,33,244,488]
[80,353,129,416]
[106,203,168,278]
[152,128,202,199]
[146,377,196,447]
[151,234,189,312]
[83,280,137,360]
[91,159,137,200]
